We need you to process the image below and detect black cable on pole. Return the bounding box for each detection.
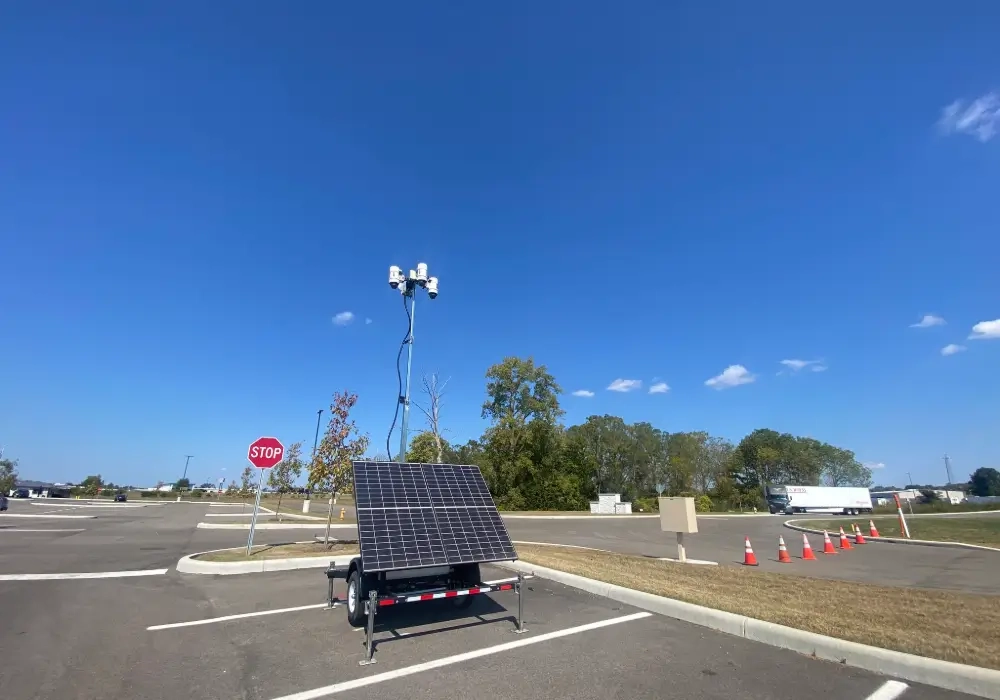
[386,291,412,459]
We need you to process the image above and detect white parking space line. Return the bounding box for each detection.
[0,513,95,519]
[269,611,652,700]
[147,603,328,630]
[0,528,86,533]
[0,569,168,581]
[864,680,908,700]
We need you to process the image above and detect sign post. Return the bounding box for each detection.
[246,436,284,556]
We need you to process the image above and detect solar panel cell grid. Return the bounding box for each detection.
[352,461,517,572]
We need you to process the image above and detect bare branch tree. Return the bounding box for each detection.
[415,372,450,463]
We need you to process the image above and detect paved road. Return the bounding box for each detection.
[501,513,1000,595]
[0,535,974,700]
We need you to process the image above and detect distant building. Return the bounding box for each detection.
[869,488,965,506]
[9,480,73,498]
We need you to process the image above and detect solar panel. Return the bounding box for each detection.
[352,461,518,573]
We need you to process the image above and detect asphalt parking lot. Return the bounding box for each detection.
[0,501,994,700]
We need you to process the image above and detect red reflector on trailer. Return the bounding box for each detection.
[444,590,458,597]
[419,593,434,601]
[498,584,513,591]
[378,599,395,607]
[469,588,481,595]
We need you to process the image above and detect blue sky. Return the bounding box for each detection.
[2,3,998,488]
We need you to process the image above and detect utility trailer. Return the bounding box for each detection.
[325,460,527,666]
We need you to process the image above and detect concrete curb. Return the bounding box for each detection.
[783,520,1000,553]
[499,560,1000,699]
[195,522,356,530]
[175,548,357,575]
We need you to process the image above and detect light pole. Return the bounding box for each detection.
[182,455,193,482]
[388,262,439,460]
[312,409,323,458]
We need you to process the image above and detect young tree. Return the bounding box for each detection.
[406,431,449,463]
[415,373,450,463]
[0,457,19,496]
[309,391,370,546]
[80,474,103,497]
[268,441,304,522]
[174,477,191,493]
[225,480,238,496]
[239,465,254,499]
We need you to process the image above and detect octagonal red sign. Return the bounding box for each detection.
[247,436,284,469]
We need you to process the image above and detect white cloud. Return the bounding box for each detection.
[910,314,946,329]
[365,318,373,325]
[332,311,355,326]
[779,359,827,373]
[607,379,642,393]
[571,389,595,397]
[863,462,886,470]
[941,343,967,356]
[968,319,1000,340]
[705,365,755,390]
[648,382,670,394]
[938,92,1000,142]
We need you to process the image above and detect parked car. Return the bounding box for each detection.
[114,492,127,502]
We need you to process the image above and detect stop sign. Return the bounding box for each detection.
[247,436,284,469]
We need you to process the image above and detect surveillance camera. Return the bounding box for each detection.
[426,276,438,299]
[416,263,428,286]
[408,269,417,283]
[388,265,402,289]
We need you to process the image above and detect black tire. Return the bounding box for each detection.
[451,564,481,608]
[346,569,367,627]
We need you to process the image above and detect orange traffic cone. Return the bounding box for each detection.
[838,526,853,550]
[853,523,866,545]
[822,530,837,554]
[869,519,880,538]
[743,537,759,566]
[777,536,792,563]
[801,533,817,560]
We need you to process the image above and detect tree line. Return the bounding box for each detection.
[402,356,876,511]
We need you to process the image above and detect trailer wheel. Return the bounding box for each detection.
[451,564,481,608]
[346,570,368,627]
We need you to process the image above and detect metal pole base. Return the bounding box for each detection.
[511,576,528,634]
[359,592,378,666]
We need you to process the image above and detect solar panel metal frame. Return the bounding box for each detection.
[352,460,518,573]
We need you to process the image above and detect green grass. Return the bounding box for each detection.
[796,515,1000,547]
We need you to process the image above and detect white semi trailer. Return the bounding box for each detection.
[766,485,873,515]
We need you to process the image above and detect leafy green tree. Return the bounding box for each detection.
[80,474,103,497]
[406,431,451,463]
[969,467,1000,497]
[174,477,191,492]
[239,466,254,498]
[309,391,370,545]
[0,457,18,495]
[268,441,304,521]
[225,480,237,496]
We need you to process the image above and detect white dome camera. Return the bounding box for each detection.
[426,276,439,299]
[388,265,402,289]
[416,263,428,286]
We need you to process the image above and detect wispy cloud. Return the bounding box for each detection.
[910,314,945,329]
[779,359,827,374]
[648,382,670,394]
[938,92,1000,142]
[571,389,595,398]
[365,318,373,325]
[705,365,755,390]
[863,461,886,470]
[968,319,1000,340]
[332,311,355,326]
[941,343,967,356]
[607,379,642,393]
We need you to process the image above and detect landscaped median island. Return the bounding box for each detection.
[795,515,1000,547]
[514,544,1000,670]
[191,542,358,562]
